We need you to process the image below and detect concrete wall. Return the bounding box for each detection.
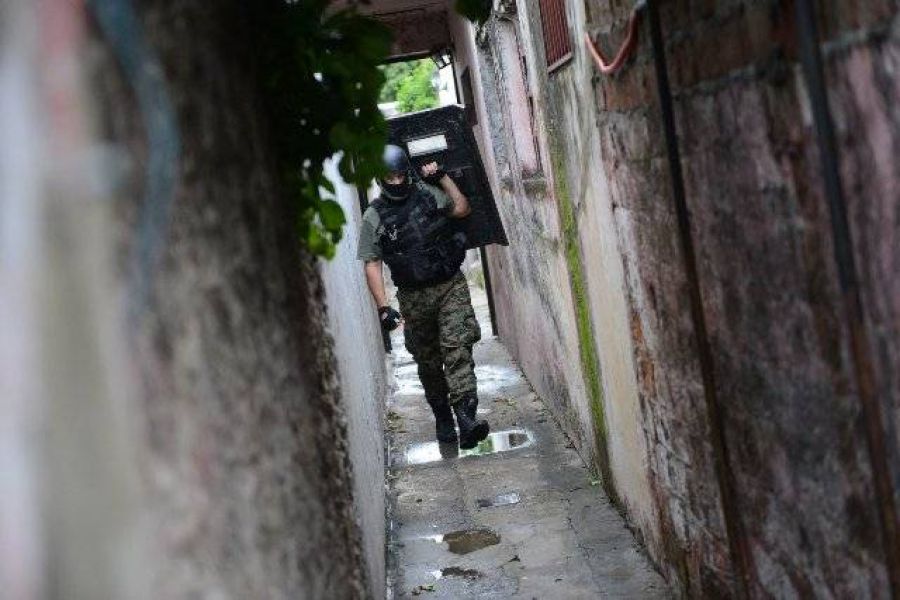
[1,2,384,598]
[448,14,502,202]
[320,158,389,599]
[457,0,900,597]
[92,2,376,597]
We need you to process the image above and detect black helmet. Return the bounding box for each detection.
[379,144,413,200]
[383,144,411,174]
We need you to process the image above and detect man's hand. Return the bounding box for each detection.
[420,161,446,186]
[378,306,403,332]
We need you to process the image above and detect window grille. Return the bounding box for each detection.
[538,0,573,72]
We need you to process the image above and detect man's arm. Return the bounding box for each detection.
[440,174,471,219]
[364,260,388,307]
[421,162,470,218]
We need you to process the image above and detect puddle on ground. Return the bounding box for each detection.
[403,429,535,465]
[396,381,425,396]
[474,364,522,395]
[476,491,522,508]
[395,363,424,396]
[404,441,459,465]
[425,528,501,555]
[397,363,524,397]
[431,566,484,580]
[460,430,532,457]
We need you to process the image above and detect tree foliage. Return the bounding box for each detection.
[248,0,390,258]
[378,61,417,103]
[396,60,439,113]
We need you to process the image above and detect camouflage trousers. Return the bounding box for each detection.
[397,272,481,406]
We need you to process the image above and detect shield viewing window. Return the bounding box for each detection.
[407,134,449,157]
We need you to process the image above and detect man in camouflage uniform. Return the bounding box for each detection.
[357,144,489,449]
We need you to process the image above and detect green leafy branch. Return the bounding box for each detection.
[249,0,391,258]
[248,1,489,259]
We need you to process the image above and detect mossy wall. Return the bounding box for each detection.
[461,0,659,578]
[549,136,613,491]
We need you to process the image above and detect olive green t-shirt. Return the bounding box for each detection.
[356,182,454,262]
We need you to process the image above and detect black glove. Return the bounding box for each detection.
[378,306,402,332]
[421,165,447,186]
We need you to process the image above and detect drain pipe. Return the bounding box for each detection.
[794,2,900,596]
[645,1,754,596]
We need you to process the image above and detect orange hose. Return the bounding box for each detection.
[584,9,641,75]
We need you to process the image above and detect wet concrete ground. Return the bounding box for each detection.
[385,284,672,599]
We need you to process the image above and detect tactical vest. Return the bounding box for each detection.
[373,183,467,289]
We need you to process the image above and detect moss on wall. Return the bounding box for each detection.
[549,137,616,497]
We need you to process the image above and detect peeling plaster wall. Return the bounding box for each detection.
[515,0,657,546]
[451,2,659,557]
[448,15,502,205]
[457,14,593,464]
[819,3,900,527]
[0,4,151,598]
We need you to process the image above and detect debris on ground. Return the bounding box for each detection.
[493,396,516,407]
[410,583,435,595]
[387,410,406,433]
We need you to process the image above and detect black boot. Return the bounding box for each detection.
[453,397,490,450]
[465,395,479,421]
[426,397,458,444]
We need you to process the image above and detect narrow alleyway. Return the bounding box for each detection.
[385,275,670,599]
[8,1,900,598]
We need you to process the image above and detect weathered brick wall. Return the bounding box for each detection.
[588,0,899,596]
[819,1,900,528]
[87,2,373,597]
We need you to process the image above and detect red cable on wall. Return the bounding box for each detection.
[584,5,643,75]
